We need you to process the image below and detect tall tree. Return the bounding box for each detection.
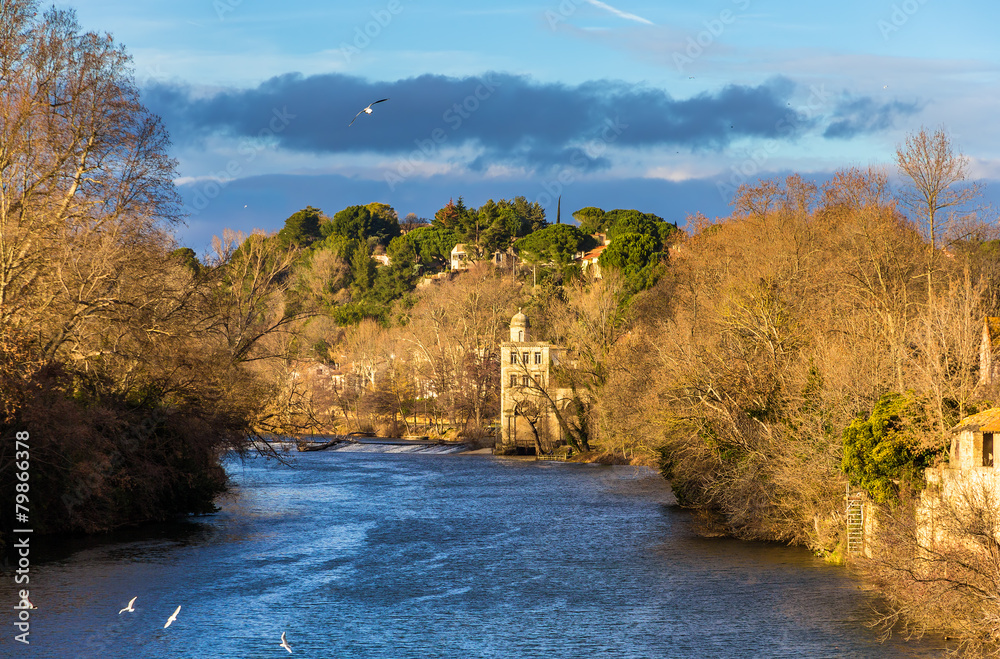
[276,206,324,249]
[325,204,400,246]
[895,127,979,254]
[0,2,180,347]
[573,207,606,234]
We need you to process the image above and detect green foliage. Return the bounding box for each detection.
[325,204,401,246]
[600,233,658,276]
[657,221,679,247]
[389,226,459,270]
[573,206,605,234]
[604,209,667,250]
[365,202,398,227]
[350,242,376,293]
[169,247,201,275]
[512,195,548,233]
[515,224,595,265]
[600,233,666,293]
[276,206,324,249]
[331,300,390,325]
[433,197,476,233]
[433,196,546,252]
[841,392,938,504]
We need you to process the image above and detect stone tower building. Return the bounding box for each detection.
[497,310,568,454]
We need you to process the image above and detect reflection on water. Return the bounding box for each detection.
[1,453,945,658]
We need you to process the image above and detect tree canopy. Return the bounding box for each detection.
[516,224,596,265]
[573,206,606,234]
[324,204,401,246]
[277,206,324,248]
[841,392,938,504]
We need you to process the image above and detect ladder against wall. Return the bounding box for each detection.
[846,495,865,556]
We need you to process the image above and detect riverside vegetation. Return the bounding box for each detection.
[1,0,999,654]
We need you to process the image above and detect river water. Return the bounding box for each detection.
[2,452,943,658]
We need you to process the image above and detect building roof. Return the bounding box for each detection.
[953,407,1000,434]
[580,244,606,261]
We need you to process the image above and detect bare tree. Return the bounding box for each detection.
[402,264,519,430]
[0,3,180,350]
[208,229,308,364]
[861,478,1000,655]
[896,127,980,254]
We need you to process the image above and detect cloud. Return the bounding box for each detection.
[583,0,654,25]
[823,95,923,139]
[145,71,919,179]
[145,72,821,170]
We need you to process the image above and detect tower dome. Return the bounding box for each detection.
[510,309,529,342]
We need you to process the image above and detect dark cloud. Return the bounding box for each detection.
[144,72,815,168]
[145,72,919,168]
[823,96,922,139]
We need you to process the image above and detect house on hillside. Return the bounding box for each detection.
[980,316,1000,385]
[950,408,1000,470]
[371,246,391,267]
[492,247,516,268]
[578,244,607,279]
[917,408,1000,550]
[497,310,573,455]
[450,243,470,271]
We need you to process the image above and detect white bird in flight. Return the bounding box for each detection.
[349,98,389,126]
[279,631,293,653]
[119,596,137,614]
[164,605,181,628]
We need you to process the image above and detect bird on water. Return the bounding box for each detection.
[164,605,181,628]
[349,98,389,126]
[119,596,137,614]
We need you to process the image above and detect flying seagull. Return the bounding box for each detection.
[349,98,389,126]
[164,605,181,628]
[119,596,137,614]
[279,631,293,653]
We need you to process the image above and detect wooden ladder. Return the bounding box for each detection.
[846,497,865,556]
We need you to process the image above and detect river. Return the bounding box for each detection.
[2,451,943,658]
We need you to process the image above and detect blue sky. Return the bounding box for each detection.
[67,0,1000,251]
